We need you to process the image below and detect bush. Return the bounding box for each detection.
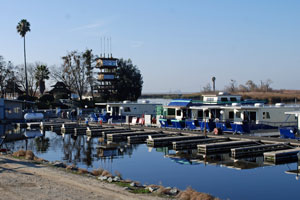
[39,94,54,102]
[17,95,37,102]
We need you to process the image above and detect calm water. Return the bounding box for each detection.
[3,129,300,200]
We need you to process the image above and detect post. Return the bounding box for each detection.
[204,110,207,137]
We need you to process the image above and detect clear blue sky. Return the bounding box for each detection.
[1,0,300,93]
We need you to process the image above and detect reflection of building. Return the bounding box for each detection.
[95,57,118,95]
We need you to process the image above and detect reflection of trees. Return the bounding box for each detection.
[34,137,50,152]
[61,135,95,167]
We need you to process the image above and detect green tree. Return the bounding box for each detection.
[16,19,31,97]
[114,58,143,101]
[34,64,50,95]
[82,49,95,101]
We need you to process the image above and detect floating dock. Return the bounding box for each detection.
[197,140,259,154]
[107,131,162,142]
[264,148,300,163]
[147,135,206,147]
[231,143,290,158]
[102,129,141,138]
[128,133,168,144]
[172,137,229,150]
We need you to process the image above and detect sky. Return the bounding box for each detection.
[1,0,300,93]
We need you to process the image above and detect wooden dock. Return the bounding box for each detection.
[102,129,141,138]
[86,128,105,137]
[107,131,162,142]
[147,135,206,147]
[197,140,259,154]
[128,133,168,144]
[231,143,291,158]
[172,137,229,150]
[264,148,300,163]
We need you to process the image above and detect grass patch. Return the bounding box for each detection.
[113,182,150,194]
[114,182,131,187]
[130,188,150,194]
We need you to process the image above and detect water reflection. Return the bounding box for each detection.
[3,127,300,200]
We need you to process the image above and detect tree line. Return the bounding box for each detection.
[202,78,273,93]
[0,52,143,102]
[0,19,144,107]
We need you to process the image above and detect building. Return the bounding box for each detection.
[95,57,118,96]
[49,82,72,99]
[0,98,34,122]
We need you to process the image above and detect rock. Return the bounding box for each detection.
[148,187,157,193]
[130,182,136,187]
[98,176,108,181]
[169,188,179,195]
[53,161,65,168]
[66,165,78,171]
[123,187,132,191]
[107,177,113,183]
[113,176,121,182]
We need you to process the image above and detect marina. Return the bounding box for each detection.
[2,121,300,200]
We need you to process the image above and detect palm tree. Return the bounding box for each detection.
[17,19,31,97]
[34,64,50,95]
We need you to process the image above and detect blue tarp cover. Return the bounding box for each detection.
[168,99,192,107]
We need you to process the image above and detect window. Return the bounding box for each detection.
[168,108,175,115]
[14,107,20,113]
[236,112,241,118]
[207,98,214,102]
[198,110,203,118]
[263,112,270,119]
[176,110,182,116]
[107,106,111,111]
[205,110,209,118]
[124,107,131,112]
[230,97,237,102]
[221,97,228,102]
[229,111,234,119]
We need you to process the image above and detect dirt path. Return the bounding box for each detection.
[0,155,167,200]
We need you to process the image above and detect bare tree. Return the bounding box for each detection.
[245,80,257,92]
[15,63,38,97]
[0,56,14,97]
[260,79,273,92]
[224,79,237,93]
[202,83,212,92]
[51,51,87,101]
[238,84,248,92]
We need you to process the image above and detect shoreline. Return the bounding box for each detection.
[0,153,167,200]
[0,151,219,200]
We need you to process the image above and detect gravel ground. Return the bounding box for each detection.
[0,155,167,200]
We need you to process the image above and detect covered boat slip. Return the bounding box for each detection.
[159,102,300,134]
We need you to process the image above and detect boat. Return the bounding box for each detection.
[95,100,162,122]
[158,92,262,130]
[158,92,300,134]
[279,111,300,139]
